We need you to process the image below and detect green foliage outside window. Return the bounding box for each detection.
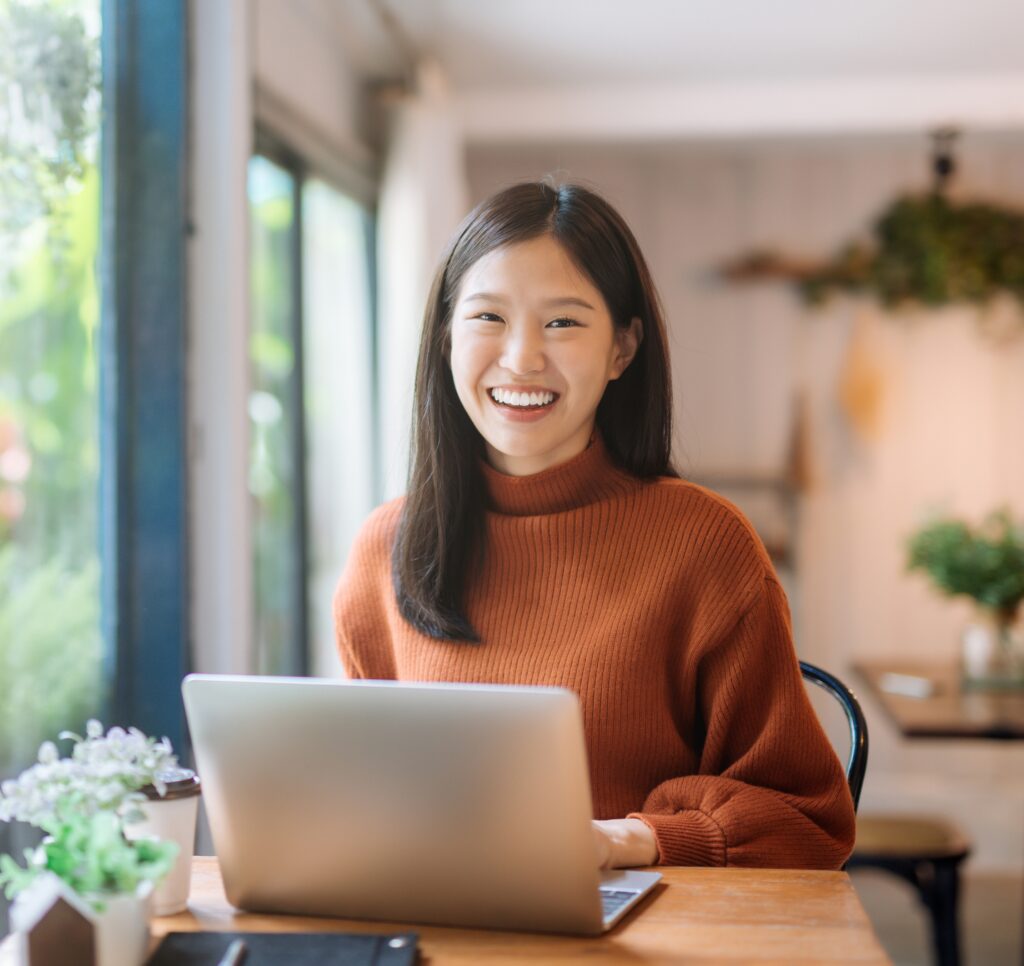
[0,0,99,247]
[248,156,302,676]
[0,0,102,775]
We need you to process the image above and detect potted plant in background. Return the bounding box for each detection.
[908,509,1024,686]
[0,722,181,966]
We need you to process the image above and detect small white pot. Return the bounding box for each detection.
[10,875,153,966]
[90,885,153,966]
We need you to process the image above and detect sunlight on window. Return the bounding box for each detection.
[303,180,375,677]
[248,154,302,675]
[0,0,104,776]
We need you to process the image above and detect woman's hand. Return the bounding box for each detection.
[591,818,659,869]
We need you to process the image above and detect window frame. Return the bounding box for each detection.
[101,0,190,748]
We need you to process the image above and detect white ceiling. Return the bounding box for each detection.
[321,0,1024,139]
[333,0,1024,88]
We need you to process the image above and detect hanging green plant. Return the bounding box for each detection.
[720,132,1024,316]
[799,193,1024,307]
[722,192,1024,311]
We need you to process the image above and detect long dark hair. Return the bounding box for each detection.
[392,181,676,641]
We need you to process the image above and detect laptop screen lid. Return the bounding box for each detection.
[182,675,609,934]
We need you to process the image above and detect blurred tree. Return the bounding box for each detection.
[0,0,102,772]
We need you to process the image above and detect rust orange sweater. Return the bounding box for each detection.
[334,437,855,869]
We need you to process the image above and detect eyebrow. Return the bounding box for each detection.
[462,292,597,311]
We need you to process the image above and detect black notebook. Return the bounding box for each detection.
[146,931,419,966]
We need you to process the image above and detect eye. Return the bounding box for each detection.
[546,316,581,329]
[471,312,504,323]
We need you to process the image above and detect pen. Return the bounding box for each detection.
[216,939,248,966]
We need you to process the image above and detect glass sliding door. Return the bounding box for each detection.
[303,179,375,677]
[248,146,376,678]
[247,154,307,676]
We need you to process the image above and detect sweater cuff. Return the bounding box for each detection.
[627,809,727,866]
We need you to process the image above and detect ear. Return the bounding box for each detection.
[609,317,643,379]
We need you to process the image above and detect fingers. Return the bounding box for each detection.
[591,820,612,869]
[591,818,659,869]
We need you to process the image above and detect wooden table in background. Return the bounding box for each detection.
[143,856,891,964]
[855,660,1024,965]
[854,660,1024,739]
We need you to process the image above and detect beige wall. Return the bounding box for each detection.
[467,136,1024,872]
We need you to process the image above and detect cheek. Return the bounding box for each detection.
[561,341,618,397]
[448,335,485,400]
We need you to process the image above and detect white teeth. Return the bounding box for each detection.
[490,388,555,408]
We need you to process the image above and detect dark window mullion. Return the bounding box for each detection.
[101,0,189,745]
[290,168,310,676]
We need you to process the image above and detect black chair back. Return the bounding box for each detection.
[799,661,869,811]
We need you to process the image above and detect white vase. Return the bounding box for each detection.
[10,875,153,966]
[961,609,1024,687]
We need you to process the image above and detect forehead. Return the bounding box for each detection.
[456,235,603,305]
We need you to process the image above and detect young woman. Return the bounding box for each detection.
[334,181,855,871]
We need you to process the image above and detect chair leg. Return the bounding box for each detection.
[913,860,962,966]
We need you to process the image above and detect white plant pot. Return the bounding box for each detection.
[90,886,153,966]
[10,875,153,966]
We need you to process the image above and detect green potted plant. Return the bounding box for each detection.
[0,721,180,966]
[907,510,1024,685]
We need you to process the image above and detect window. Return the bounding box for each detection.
[248,142,376,678]
[248,153,305,676]
[1,0,189,928]
[0,0,103,796]
[302,179,376,677]
[0,0,103,928]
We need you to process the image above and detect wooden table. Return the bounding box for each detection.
[137,856,891,964]
[854,660,1024,739]
[855,660,1024,964]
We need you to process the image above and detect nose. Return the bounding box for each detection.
[499,325,545,375]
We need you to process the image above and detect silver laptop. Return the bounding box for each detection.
[182,675,660,935]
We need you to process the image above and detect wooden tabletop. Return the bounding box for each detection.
[138,856,892,964]
[854,661,1024,740]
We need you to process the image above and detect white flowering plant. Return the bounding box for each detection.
[0,720,179,904]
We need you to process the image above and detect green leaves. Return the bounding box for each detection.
[0,0,100,245]
[0,810,178,902]
[907,510,1024,618]
[800,194,1024,309]
[0,850,38,898]
[0,547,101,770]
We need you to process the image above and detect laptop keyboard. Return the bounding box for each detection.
[600,888,639,919]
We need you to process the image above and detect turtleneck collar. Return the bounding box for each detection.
[480,435,641,516]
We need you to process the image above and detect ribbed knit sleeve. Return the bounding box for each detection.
[628,576,856,869]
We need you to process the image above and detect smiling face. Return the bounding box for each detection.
[449,234,640,477]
